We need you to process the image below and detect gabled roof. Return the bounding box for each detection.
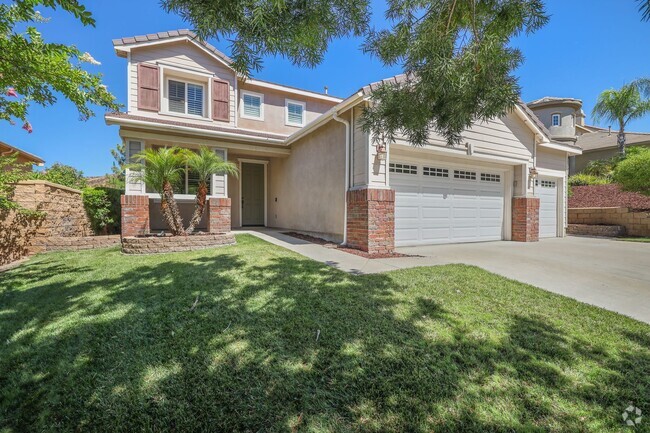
[576,131,650,151]
[112,29,233,68]
[0,141,44,164]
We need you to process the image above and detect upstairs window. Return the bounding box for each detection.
[286,99,306,126]
[551,113,561,127]
[168,79,204,117]
[241,91,264,120]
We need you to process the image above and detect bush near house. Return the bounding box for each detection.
[32,163,87,190]
[82,187,121,235]
[568,173,611,187]
[613,148,650,195]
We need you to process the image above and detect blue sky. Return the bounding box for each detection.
[4,0,650,175]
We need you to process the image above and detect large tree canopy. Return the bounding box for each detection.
[163,0,548,146]
[0,0,119,131]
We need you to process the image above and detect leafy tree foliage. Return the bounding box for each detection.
[0,153,35,212]
[0,1,119,130]
[639,0,650,21]
[82,187,116,234]
[162,0,370,76]
[35,162,87,189]
[163,0,547,146]
[109,142,127,188]
[592,79,650,156]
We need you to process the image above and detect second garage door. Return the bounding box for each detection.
[391,162,505,246]
[537,177,559,238]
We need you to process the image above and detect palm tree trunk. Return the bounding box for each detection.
[161,181,186,235]
[617,129,626,156]
[186,181,208,234]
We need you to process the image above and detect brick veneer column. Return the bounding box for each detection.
[512,197,540,242]
[346,188,395,255]
[121,195,149,237]
[207,197,232,233]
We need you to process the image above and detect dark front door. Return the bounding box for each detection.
[241,162,265,226]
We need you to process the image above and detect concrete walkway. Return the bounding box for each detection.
[242,229,650,324]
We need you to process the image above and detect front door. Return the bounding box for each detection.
[241,162,265,226]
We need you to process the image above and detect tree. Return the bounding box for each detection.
[592,79,650,156]
[162,0,547,146]
[110,142,127,188]
[0,1,119,130]
[185,147,238,234]
[0,153,35,212]
[37,162,87,189]
[129,147,187,236]
[639,0,650,21]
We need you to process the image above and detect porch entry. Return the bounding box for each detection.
[241,162,265,226]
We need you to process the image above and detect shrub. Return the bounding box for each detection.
[583,158,617,178]
[613,149,650,195]
[82,187,121,234]
[568,174,611,187]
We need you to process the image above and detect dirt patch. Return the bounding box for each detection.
[282,232,414,259]
[569,184,650,210]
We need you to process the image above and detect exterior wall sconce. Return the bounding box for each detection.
[529,167,539,178]
[465,142,474,155]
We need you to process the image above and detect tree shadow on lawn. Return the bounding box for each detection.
[0,239,649,432]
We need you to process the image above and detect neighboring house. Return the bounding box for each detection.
[526,97,650,174]
[106,30,581,254]
[0,141,44,171]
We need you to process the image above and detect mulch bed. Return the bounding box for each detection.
[569,184,650,210]
[282,232,413,259]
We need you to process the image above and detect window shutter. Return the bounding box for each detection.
[212,79,230,122]
[137,64,160,111]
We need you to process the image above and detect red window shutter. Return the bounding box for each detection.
[137,63,160,111]
[212,79,230,122]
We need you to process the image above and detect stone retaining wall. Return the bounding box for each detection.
[568,207,650,237]
[38,235,121,252]
[0,180,116,265]
[122,233,236,254]
[567,224,626,237]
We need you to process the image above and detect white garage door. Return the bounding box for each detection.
[537,177,558,238]
[392,162,505,246]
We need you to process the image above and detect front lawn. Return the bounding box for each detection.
[1,235,648,432]
[618,237,650,243]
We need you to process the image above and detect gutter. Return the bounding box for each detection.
[332,111,351,246]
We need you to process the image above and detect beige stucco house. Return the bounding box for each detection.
[106,30,581,254]
[527,96,650,174]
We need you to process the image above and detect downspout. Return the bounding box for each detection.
[333,111,350,246]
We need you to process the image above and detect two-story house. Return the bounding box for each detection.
[106,30,582,254]
[527,96,650,174]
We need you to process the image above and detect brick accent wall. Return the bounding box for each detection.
[346,188,395,255]
[568,207,650,237]
[512,197,540,242]
[121,195,149,237]
[207,197,232,233]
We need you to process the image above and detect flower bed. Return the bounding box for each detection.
[569,184,650,210]
[122,233,236,254]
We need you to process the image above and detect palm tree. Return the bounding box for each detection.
[185,146,238,234]
[129,147,187,235]
[592,79,650,156]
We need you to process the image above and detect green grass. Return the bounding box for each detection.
[1,235,649,432]
[617,237,650,243]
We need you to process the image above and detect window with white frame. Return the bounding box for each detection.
[389,163,417,174]
[168,79,205,117]
[285,99,306,126]
[480,173,501,183]
[423,167,448,177]
[551,113,561,127]
[241,91,264,120]
[453,170,477,180]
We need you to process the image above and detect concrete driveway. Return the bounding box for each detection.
[387,237,650,324]
[245,230,650,324]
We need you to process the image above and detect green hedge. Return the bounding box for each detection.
[82,187,121,235]
[568,174,611,187]
[613,149,650,195]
